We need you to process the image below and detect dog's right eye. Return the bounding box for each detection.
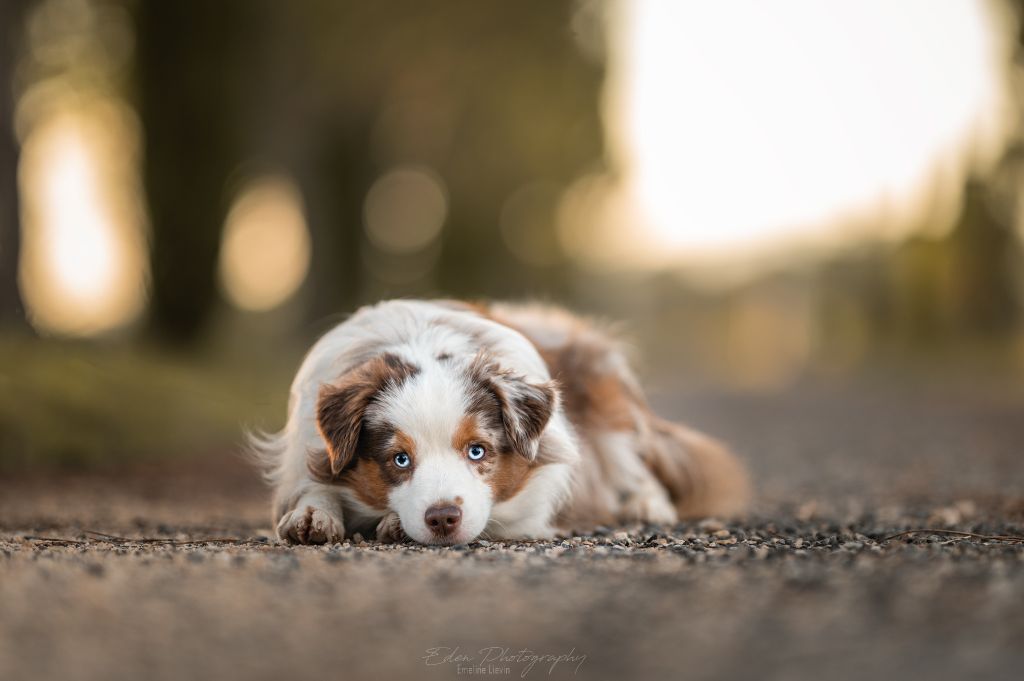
[393,452,411,468]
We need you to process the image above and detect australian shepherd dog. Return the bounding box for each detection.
[253,300,749,545]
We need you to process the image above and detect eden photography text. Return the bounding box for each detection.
[423,646,587,677]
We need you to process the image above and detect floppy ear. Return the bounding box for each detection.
[314,353,418,478]
[470,355,557,460]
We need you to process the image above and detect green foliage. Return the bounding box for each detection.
[0,338,288,470]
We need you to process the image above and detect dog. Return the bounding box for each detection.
[252,299,749,545]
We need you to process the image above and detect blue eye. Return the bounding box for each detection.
[467,444,486,461]
[393,452,411,468]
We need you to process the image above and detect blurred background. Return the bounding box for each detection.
[1,0,1023,502]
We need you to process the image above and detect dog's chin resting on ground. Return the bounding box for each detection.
[251,300,751,546]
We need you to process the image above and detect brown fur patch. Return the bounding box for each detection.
[306,448,334,482]
[466,353,555,458]
[394,430,417,458]
[312,353,418,479]
[450,412,533,503]
[487,451,534,502]
[340,458,391,510]
[451,414,482,452]
[316,423,417,506]
[538,343,636,432]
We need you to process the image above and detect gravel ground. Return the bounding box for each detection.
[2,381,1023,681]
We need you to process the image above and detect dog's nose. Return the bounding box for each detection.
[424,504,462,537]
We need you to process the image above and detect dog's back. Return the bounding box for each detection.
[485,302,751,527]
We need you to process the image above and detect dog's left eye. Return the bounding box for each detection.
[467,444,486,461]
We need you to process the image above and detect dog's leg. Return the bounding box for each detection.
[487,462,573,539]
[275,482,346,545]
[592,430,679,525]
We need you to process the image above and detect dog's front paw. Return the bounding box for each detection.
[278,504,345,545]
[374,512,407,543]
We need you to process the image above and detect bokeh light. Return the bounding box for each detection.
[363,166,448,255]
[17,106,147,336]
[574,0,1014,279]
[219,175,311,312]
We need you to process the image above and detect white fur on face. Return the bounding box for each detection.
[389,452,492,544]
[373,362,493,545]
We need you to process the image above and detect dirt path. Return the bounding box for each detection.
[2,382,1023,681]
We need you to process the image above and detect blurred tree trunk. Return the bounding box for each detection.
[300,132,369,329]
[0,0,30,332]
[947,181,1022,337]
[135,1,246,345]
[250,5,370,331]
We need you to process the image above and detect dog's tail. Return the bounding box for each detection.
[244,426,290,487]
[641,415,751,519]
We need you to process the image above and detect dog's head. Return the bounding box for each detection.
[311,352,556,545]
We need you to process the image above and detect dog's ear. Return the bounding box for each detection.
[470,355,557,460]
[314,353,418,478]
